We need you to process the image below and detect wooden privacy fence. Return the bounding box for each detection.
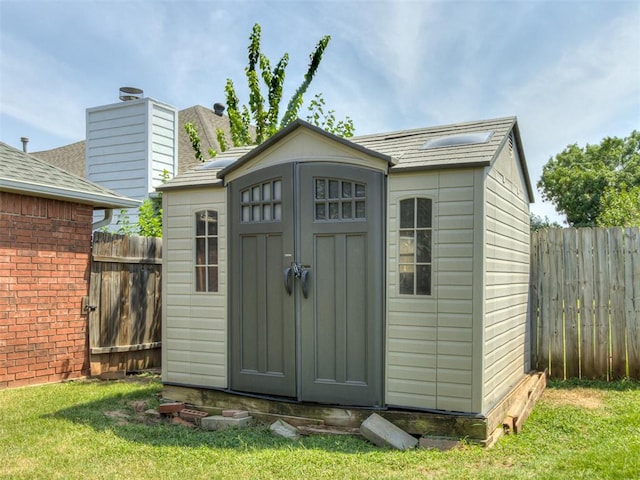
[88,232,162,376]
[530,227,640,380]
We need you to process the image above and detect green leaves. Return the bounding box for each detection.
[306,93,355,138]
[280,35,331,129]
[137,198,162,237]
[597,184,640,227]
[538,130,640,227]
[188,22,354,160]
[184,122,205,163]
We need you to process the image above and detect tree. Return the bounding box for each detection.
[306,93,354,138]
[530,213,561,231]
[597,184,640,227]
[186,23,353,161]
[112,170,168,237]
[537,131,640,227]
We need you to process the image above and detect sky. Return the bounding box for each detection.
[1,0,639,223]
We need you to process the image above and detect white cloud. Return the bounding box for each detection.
[0,33,89,143]
[507,12,640,198]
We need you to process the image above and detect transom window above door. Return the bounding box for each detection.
[314,178,366,221]
[240,179,282,223]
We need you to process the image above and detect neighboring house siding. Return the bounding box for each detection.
[0,192,93,388]
[86,101,148,197]
[483,141,530,411]
[162,188,227,388]
[149,102,178,192]
[86,98,177,227]
[386,170,476,412]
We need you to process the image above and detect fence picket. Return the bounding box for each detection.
[562,228,579,379]
[88,233,162,376]
[538,230,551,373]
[529,231,540,370]
[531,227,640,380]
[593,228,610,379]
[609,228,627,378]
[548,228,565,378]
[625,228,640,378]
[578,229,596,378]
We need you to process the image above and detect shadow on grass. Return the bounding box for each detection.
[47,380,377,454]
[548,377,640,391]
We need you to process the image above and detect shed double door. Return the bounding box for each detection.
[229,162,383,407]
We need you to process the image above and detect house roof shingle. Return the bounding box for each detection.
[0,142,139,209]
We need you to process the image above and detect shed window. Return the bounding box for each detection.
[314,178,366,221]
[399,198,432,295]
[195,210,218,292]
[240,179,282,223]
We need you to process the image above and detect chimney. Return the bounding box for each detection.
[20,137,29,153]
[213,103,225,116]
[119,86,144,102]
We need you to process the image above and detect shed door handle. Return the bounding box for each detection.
[284,267,293,295]
[301,268,310,299]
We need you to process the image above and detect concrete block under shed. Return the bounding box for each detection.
[222,409,250,418]
[360,413,418,451]
[269,419,300,440]
[201,415,252,431]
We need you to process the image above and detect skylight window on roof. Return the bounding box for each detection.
[421,131,494,149]
[196,158,238,170]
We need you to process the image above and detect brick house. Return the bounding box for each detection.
[0,142,138,388]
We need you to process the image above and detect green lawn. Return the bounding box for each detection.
[0,376,638,479]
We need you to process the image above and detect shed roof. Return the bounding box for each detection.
[0,142,139,209]
[151,116,534,200]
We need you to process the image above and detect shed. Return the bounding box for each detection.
[159,117,534,442]
[0,142,138,388]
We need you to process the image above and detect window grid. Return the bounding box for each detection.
[398,198,432,296]
[240,179,282,223]
[314,178,366,221]
[195,210,218,292]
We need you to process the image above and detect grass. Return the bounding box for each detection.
[0,377,638,479]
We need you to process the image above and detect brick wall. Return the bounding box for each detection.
[0,192,94,388]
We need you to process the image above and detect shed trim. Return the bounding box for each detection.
[217,119,395,180]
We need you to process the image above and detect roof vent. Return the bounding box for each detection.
[213,103,225,116]
[119,87,144,102]
[422,131,494,150]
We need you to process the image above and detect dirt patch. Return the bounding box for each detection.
[542,388,605,409]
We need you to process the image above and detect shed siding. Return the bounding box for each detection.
[162,188,227,388]
[483,141,530,411]
[386,170,476,411]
